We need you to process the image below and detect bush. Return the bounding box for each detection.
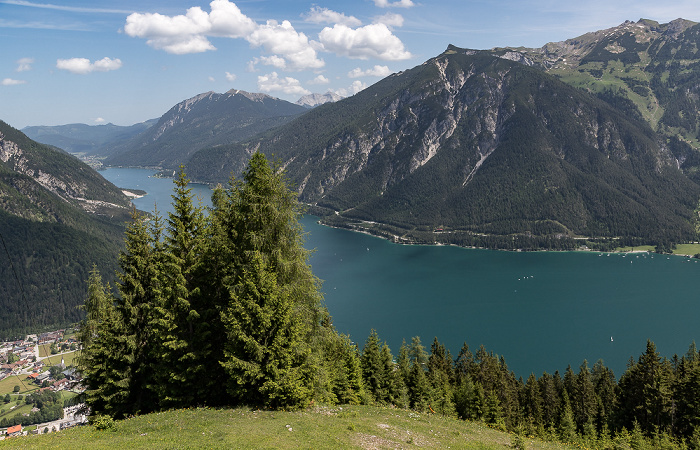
[90,414,116,431]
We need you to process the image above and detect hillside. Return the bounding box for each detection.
[186,49,700,249]
[22,120,157,159]
[0,121,133,338]
[490,18,700,183]
[0,405,563,449]
[104,90,308,170]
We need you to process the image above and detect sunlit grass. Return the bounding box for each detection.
[0,405,569,449]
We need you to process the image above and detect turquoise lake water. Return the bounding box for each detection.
[101,167,700,378]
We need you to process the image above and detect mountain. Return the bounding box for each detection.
[186,46,700,249]
[296,92,344,108]
[0,120,133,338]
[104,89,308,170]
[487,18,700,183]
[22,120,157,159]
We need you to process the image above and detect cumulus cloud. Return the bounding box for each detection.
[348,65,392,78]
[1,78,26,85]
[373,0,414,7]
[56,57,122,74]
[373,13,404,28]
[257,72,310,96]
[123,0,255,54]
[123,1,323,71]
[16,57,34,72]
[303,6,362,27]
[94,117,106,124]
[225,71,236,81]
[247,20,324,71]
[335,80,368,97]
[318,23,412,60]
[308,74,330,85]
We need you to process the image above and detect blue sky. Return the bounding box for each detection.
[2,0,700,129]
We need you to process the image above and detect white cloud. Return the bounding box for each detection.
[303,6,362,27]
[225,71,236,81]
[308,75,330,85]
[94,117,106,124]
[1,78,26,85]
[318,23,412,60]
[373,0,414,8]
[124,1,323,70]
[257,72,310,96]
[348,65,392,78]
[16,57,34,72]
[373,13,404,28]
[123,0,255,54]
[259,55,287,69]
[208,76,216,81]
[56,57,122,74]
[246,20,324,71]
[335,80,368,97]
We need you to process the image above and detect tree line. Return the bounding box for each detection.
[357,332,700,448]
[79,153,700,448]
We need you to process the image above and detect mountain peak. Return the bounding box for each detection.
[225,89,274,102]
[296,92,344,108]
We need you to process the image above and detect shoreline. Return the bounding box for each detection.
[311,216,698,257]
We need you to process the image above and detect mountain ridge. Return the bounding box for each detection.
[103,89,308,169]
[0,121,132,337]
[185,46,700,249]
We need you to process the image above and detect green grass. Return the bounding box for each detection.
[0,405,571,449]
[39,350,80,369]
[614,245,655,253]
[673,243,700,256]
[0,375,38,396]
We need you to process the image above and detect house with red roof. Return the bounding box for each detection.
[6,424,22,437]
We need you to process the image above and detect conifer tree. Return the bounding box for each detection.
[220,252,311,407]
[361,329,385,403]
[217,152,323,409]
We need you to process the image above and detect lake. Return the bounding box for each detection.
[101,167,700,378]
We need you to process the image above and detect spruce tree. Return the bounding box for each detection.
[160,167,208,407]
[217,152,323,409]
[220,252,311,408]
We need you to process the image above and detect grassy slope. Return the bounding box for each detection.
[0,405,571,449]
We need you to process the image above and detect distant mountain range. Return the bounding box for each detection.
[22,120,157,157]
[0,121,133,338]
[19,18,700,250]
[296,92,345,108]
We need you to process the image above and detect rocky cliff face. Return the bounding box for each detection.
[189,48,699,246]
[0,126,131,220]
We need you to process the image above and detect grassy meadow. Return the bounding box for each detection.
[0,405,578,449]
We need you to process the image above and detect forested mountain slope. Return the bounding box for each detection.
[104,90,308,170]
[186,49,700,249]
[0,121,132,338]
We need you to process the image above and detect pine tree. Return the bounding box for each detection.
[160,167,208,407]
[361,329,386,403]
[217,153,323,409]
[220,252,311,408]
[558,390,577,442]
[407,336,431,411]
[572,360,597,433]
[617,340,674,435]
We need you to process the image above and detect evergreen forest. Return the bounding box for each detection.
[78,153,700,449]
